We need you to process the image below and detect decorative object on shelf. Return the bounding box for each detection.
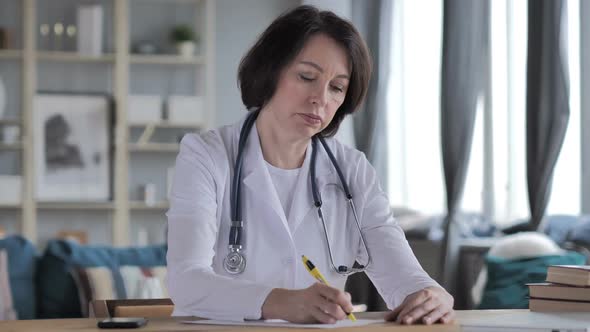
[140,183,156,207]
[0,75,5,119]
[33,93,111,202]
[167,95,204,126]
[66,24,77,51]
[2,125,20,144]
[170,24,197,58]
[53,22,64,51]
[40,24,50,35]
[77,5,103,56]
[0,175,21,204]
[133,41,158,55]
[39,24,50,50]
[127,95,162,125]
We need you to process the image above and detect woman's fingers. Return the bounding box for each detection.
[314,283,354,315]
[310,304,337,324]
[401,297,439,324]
[315,297,347,320]
[384,305,402,321]
[439,310,455,324]
[420,306,446,325]
[384,288,455,325]
[395,290,430,323]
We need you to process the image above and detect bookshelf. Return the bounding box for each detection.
[0,0,216,246]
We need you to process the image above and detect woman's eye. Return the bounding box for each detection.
[331,85,344,93]
[299,74,314,82]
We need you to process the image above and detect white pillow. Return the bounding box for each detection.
[471,232,563,307]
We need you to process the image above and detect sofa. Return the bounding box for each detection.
[0,235,167,320]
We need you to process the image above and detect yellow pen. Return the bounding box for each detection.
[301,255,357,322]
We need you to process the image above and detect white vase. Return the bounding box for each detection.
[176,41,195,58]
[0,76,5,119]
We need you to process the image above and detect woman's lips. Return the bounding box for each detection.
[299,113,322,125]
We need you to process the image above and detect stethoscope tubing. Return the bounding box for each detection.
[225,108,371,275]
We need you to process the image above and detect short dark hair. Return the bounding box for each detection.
[237,5,372,137]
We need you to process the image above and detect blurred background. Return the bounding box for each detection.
[0,0,589,318]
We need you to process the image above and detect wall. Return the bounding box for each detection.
[214,0,297,127]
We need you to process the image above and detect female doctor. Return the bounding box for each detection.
[166,5,454,325]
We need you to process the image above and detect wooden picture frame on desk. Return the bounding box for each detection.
[89,298,173,319]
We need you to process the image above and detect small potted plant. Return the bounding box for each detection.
[170,24,197,58]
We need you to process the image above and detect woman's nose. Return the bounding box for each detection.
[310,86,329,107]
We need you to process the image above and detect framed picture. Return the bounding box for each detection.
[34,93,111,202]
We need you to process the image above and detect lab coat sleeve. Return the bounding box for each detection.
[166,134,273,321]
[354,154,441,310]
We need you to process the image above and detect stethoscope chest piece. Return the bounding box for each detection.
[224,246,246,274]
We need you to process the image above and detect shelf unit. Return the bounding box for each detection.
[0,143,23,150]
[129,201,170,210]
[0,0,215,246]
[37,51,116,63]
[0,50,22,59]
[128,122,201,129]
[37,201,115,210]
[129,54,204,65]
[128,143,180,153]
[0,119,22,126]
[0,203,20,209]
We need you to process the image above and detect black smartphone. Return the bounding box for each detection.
[97,317,148,329]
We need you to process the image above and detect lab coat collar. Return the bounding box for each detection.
[237,114,338,235]
[241,121,289,232]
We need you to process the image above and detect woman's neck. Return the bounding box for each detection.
[255,109,309,169]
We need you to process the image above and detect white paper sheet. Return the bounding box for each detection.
[182,318,384,329]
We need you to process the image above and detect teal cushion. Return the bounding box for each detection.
[0,235,38,319]
[37,239,166,318]
[478,251,586,309]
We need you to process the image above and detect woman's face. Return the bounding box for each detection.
[263,33,351,140]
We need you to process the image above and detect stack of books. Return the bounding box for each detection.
[528,265,590,312]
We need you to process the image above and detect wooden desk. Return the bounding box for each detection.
[0,310,529,332]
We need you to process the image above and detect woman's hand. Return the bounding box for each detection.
[261,283,354,324]
[384,286,454,325]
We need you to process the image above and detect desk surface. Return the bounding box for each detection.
[0,310,537,332]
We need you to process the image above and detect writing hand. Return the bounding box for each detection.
[262,283,354,324]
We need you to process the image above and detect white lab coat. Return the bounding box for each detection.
[166,115,439,320]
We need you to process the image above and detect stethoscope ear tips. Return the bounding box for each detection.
[338,266,348,273]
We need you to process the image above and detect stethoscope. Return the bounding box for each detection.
[223,108,372,275]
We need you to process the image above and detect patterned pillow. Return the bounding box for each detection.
[72,265,168,317]
[0,250,17,320]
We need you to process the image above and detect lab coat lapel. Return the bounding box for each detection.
[241,123,291,234]
[288,139,338,233]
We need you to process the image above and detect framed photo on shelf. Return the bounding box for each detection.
[33,93,111,202]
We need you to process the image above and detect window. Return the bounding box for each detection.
[387,0,444,215]
[387,0,584,224]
